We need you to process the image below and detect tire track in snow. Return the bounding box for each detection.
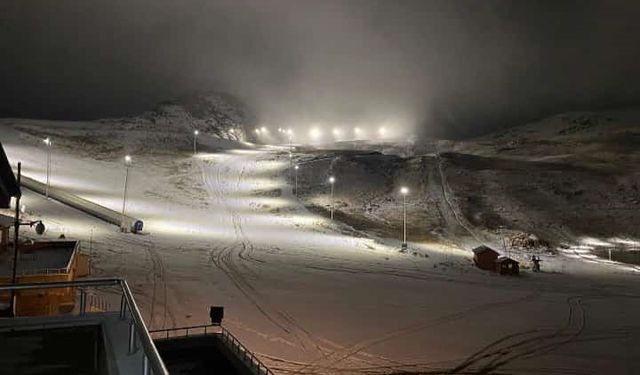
[113,234,174,330]
[200,151,419,372]
[433,146,486,248]
[446,295,587,374]
[295,292,540,374]
[200,153,340,359]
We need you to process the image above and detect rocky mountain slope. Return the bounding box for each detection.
[294,109,640,262]
[2,92,254,161]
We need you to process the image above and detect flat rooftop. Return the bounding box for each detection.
[0,213,12,227]
[0,324,104,375]
[0,240,77,276]
[155,335,249,375]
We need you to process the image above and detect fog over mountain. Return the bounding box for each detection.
[2,0,640,138]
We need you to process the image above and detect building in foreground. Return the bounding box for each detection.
[0,240,89,316]
[0,278,272,375]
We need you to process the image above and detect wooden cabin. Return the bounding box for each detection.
[495,256,520,275]
[472,246,499,271]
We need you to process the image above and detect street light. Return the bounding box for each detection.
[288,133,293,152]
[288,152,293,184]
[400,186,409,249]
[43,137,52,198]
[294,164,299,196]
[329,176,336,220]
[9,162,47,316]
[309,128,321,141]
[193,130,199,154]
[121,155,132,232]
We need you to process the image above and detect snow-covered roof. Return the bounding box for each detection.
[0,213,12,227]
[495,256,519,264]
[472,245,498,255]
[0,142,20,208]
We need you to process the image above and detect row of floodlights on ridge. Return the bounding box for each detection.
[254,126,389,139]
[254,127,294,136]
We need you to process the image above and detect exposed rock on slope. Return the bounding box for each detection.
[145,92,254,141]
[4,92,254,161]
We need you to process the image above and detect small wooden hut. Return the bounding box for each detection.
[472,246,499,271]
[495,256,519,275]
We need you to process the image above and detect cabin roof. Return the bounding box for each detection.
[472,245,498,255]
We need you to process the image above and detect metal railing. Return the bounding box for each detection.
[0,278,169,375]
[150,324,274,375]
[150,323,220,340]
[15,266,69,276]
[14,241,79,276]
[220,326,275,375]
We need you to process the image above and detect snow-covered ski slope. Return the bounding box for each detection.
[2,118,640,374]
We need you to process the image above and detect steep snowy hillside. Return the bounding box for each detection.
[141,92,254,140]
[1,92,254,161]
[295,109,640,265]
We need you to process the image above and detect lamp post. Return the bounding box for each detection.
[121,155,132,232]
[400,186,409,249]
[294,164,299,196]
[8,163,46,316]
[288,152,293,184]
[193,130,199,155]
[43,137,51,198]
[9,162,21,316]
[329,176,335,220]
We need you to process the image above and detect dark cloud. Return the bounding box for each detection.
[1,0,640,138]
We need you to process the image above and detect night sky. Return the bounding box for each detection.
[2,0,640,137]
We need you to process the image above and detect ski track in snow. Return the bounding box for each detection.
[198,151,390,369]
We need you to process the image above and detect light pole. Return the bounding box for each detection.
[121,155,132,232]
[8,163,46,316]
[329,176,335,220]
[288,152,293,184]
[294,164,299,196]
[400,187,409,249]
[43,137,51,198]
[193,130,199,155]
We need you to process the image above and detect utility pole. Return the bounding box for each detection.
[294,164,299,196]
[289,152,293,185]
[121,155,132,232]
[9,163,22,316]
[500,228,509,258]
[44,138,51,198]
[193,130,199,155]
[329,176,335,220]
[400,187,409,248]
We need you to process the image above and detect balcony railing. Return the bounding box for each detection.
[0,278,169,375]
[150,324,274,375]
